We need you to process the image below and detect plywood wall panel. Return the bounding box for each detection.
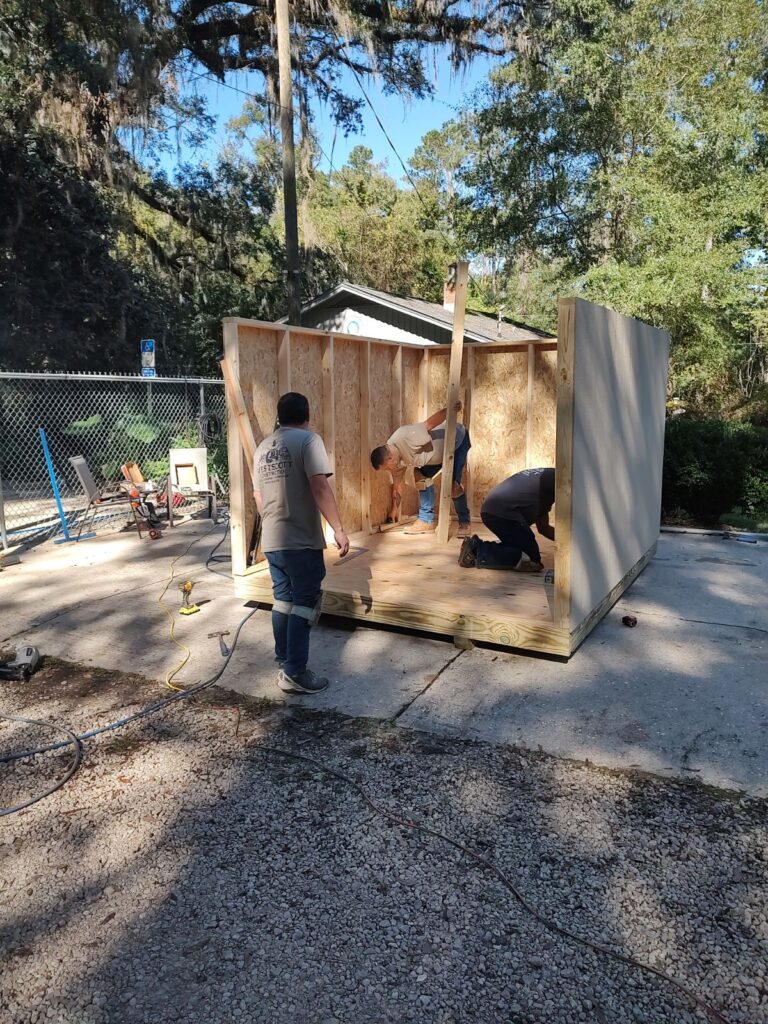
[400,347,423,516]
[530,349,557,469]
[471,348,529,511]
[428,350,450,412]
[566,299,670,632]
[237,325,279,443]
[369,342,394,526]
[289,332,324,436]
[333,338,362,534]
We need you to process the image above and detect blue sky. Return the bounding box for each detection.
[167,53,494,182]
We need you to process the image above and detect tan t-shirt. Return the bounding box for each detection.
[387,421,467,483]
[254,427,332,552]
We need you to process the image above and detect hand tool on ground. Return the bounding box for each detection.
[0,645,41,681]
[208,630,230,656]
[178,580,200,615]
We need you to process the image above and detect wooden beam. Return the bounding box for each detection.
[526,343,535,468]
[465,346,475,516]
[435,260,469,543]
[223,316,556,350]
[554,297,576,630]
[418,348,429,420]
[321,335,336,543]
[220,352,258,471]
[359,340,372,534]
[278,328,291,395]
[221,322,257,576]
[391,345,403,429]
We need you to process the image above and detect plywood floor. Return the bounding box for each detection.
[235,524,568,655]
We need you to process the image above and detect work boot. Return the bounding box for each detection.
[404,520,436,534]
[458,535,480,568]
[277,668,329,694]
[513,558,543,573]
[457,522,471,539]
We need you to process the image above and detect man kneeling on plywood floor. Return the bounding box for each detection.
[458,467,555,573]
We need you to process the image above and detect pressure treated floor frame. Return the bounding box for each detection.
[223,299,669,657]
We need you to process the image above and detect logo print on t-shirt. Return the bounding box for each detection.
[259,438,293,481]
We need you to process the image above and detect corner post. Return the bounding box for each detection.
[435,260,469,543]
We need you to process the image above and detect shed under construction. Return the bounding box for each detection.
[222,297,670,657]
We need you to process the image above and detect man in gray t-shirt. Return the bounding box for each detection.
[253,392,349,695]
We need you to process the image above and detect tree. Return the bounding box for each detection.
[456,0,768,414]
[304,145,454,298]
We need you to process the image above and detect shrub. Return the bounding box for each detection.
[662,418,768,524]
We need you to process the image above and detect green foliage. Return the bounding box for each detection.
[662,418,768,523]
[304,146,455,298]
[451,0,768,416]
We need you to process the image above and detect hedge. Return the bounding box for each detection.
[662,417,768,524]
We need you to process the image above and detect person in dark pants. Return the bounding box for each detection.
[253,392,350,694]
[458,468,555,572]
[369,402,472,536]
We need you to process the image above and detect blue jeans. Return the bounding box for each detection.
[475,511,541,568]
[265,549,326,678]
[417,430,471,524]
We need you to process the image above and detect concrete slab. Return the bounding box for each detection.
[2,527,766,793]
[1,522,453,721]
[398,533,768,795]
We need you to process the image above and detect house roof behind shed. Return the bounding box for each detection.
[291,282,555,343]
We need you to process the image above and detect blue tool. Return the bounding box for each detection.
[39,427,95,544]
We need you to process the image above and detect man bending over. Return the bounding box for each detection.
[370,402,471,537]
[254,392,349,695]
[458,467,555,572]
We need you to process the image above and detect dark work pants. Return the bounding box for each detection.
[266,549,326,677]
[475,512,541,569]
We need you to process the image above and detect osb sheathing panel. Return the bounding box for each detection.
[238,325,279,443]
[401,347,422,517]
[370,343,394,525]
[531,349,557,468]
[426,350,451,513]
[290,332,324,436]
[472,348,528,510]
[234,326,280,543]
[333,338,362,534]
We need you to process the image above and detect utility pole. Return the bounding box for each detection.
[275,0,302,325]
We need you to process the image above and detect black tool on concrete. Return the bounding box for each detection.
[0,646,41,681]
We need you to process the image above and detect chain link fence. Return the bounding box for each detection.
[0,372,227,545]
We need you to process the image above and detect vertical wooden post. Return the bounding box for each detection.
[418,347,429,420]
[391,345,403,429]
[554,298,576,631]
[321,335,336,543]
[435,260,469,543]
[526,343,535,468]
[465,345,475,517]
[359,340,372,534]
[223,320,249,575]
[278,328,292,396]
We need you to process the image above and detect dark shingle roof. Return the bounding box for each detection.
[297,282,555,343]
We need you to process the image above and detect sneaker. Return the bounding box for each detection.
[458,535,480,568]
[404,520,436,534]
[457,522,471,539]
[277,668,329,694]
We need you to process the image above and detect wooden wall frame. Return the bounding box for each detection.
[223,300,669,657]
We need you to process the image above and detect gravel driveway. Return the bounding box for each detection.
[1,661,766,1024]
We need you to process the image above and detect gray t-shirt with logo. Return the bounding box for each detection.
[254,427,332,552]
